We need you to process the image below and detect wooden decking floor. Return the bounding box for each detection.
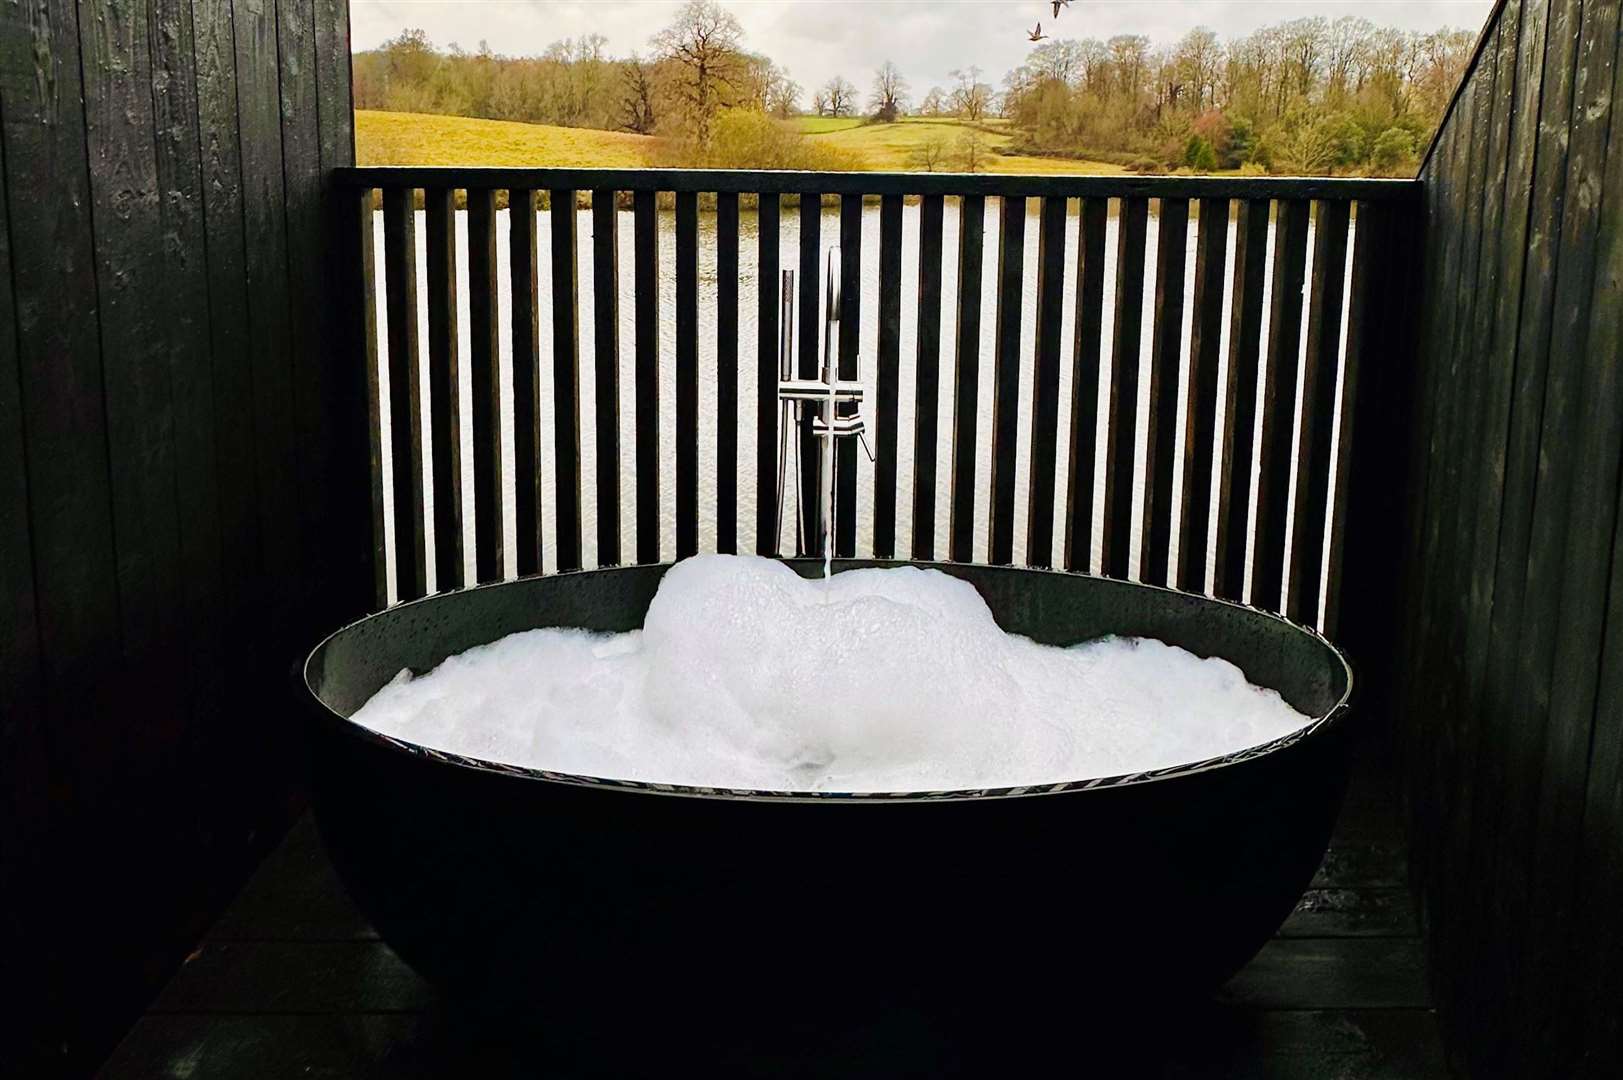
[98,747,1444,1078]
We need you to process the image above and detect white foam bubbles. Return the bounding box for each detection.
[351,555,1313,791]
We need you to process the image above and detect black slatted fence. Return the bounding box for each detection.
[339,168,1417,636]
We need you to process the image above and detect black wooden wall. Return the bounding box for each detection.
[1404,0,1623,1075]
[0,2,369,1075]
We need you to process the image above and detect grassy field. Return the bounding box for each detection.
[795,115,1123,175]
[356,110,653,168]
[356,109,1122,176]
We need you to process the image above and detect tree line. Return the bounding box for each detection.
[352,0,1475,176]
[997,18,1474,174]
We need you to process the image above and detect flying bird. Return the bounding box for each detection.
[1028,22,1048,42]
[1052,0,1072,17]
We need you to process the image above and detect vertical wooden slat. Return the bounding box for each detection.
[314,0,371,625]
[715,191,740,554]
[948,194,986,563]
[874,192,904,559]
[1288,200,1352,626]
[1178,197,1230,593]
[233,0,297,632]
[835,193,862,557]
[911,194,945,561]
[1215,198,1271,602]
[755,194,781,555]
[1252,199,1311,612]
[509,188,543,577]
[797,195,822,554]
[354,190,387,607]
[424,187,463,591]
[467,188,504,583]
[988,195,1025,565]
[1064,197,1108,573]
[381,187,426,601]
[1142,196,1190,587]
[1024,196,1066,568]
[194,0,263,617]
[1324,207,1380,636]
[1102,196,1149,579]
[675,190,699,559]
[591,189,621,566]
[154,0,226,730]
[549,188,583,572]
[633,189,661,563]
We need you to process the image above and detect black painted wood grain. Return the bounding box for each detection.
[633,189,661,563]
[988,195,1025,566]
[1102,196,1148,580]
[1063,198,1108,573]
[591,189,622,566]
[911,194,946,560]
[949,195,986,563]
[1142,197,1189,588]
[549,189,583,572]
[424,187,464,592]
[715,191,740,554]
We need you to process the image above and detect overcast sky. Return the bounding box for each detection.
[351,1,1494,101]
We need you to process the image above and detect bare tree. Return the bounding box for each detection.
[956,128,990,172]
[949,66,993,121]
[768,76,801,118]
[810,87,828,116]
[870,60,909,122]
[920,86,947,116]
[619,53,657,133]
[912,132,950,171]
[820,75,858,116]
[651,0,744,147]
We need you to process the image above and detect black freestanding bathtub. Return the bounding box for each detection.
[299,560,1356,1066]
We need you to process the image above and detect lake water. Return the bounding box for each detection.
[371,200,1353,622]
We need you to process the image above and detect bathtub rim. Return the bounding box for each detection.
[299,559,1356,805]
